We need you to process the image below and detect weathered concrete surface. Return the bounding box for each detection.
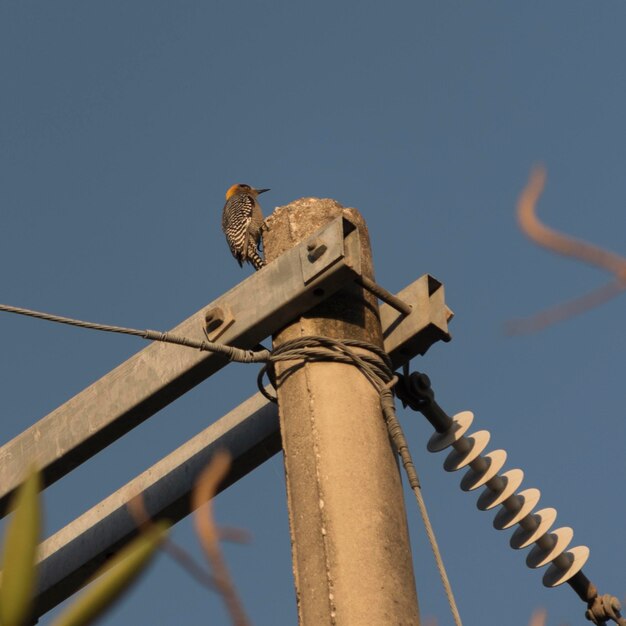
[265,198,420,626]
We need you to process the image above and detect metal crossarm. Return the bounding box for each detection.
[31,274,452,618]
[0,216,362,517]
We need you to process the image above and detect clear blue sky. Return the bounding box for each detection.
[1,2,625,624]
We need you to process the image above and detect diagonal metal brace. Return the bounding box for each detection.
[356,275,413,316]
[0,216,362,518]
[30,273,453,618]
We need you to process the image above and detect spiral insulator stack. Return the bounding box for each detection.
[426,409,589,587]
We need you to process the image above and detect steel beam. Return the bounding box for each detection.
[35,393,280,618]
[0,217,362,518]
[32,274,451,618]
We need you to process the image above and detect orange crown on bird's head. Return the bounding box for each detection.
[225,184,270,201]
[225,183,249,200]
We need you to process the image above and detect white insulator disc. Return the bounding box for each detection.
[444,430,490,472]
[511,507,557,549]
[427,411,474,452]
[526,526,573,568]
[542,546,590,587]
[477,468,524,511]
[461,449,507,491]
[493,488,541,530]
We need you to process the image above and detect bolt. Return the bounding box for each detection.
[306,238,327,262]
[205,307,225,333]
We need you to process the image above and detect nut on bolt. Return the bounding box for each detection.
[306,238,327,262]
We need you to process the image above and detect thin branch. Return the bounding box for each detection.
[517,166,626,277]
[508,166,626,333]
[528,608,547,626]
[506,279,626,334]
[127,494,151,530]
[127,493,219,594]
[192,451,250,626]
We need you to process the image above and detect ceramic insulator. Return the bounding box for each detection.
[426,410,589,587]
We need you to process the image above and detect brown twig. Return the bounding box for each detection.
[419,610,553,626]
[127,493,219,593]
[506,279,626,334]
[218,527,252,544]
[192,450,250,626]
[127,494,151,530]
[517,166,626,276]
[508,166,626,333]
[528,608,547,626]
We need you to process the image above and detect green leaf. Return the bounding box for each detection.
[0,468,42,626]
[51,521,170,626]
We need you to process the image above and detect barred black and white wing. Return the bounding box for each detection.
[221,192,265,269]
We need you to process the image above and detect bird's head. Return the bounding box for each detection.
[225,183,270,200]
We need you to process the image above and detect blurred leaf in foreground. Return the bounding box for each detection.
[0,467,42,626]
[51,520,170,626]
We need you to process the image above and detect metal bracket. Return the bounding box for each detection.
[0,216,365,519]
[32,273,453,619]
[299,217,361,285]
[204,304,235,342]
[380,274,453,368]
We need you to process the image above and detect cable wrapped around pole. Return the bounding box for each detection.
[3,300,623,625]
[258,336,463,626]
[0,301,461,625]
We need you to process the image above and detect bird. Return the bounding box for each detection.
[221,183,269,270]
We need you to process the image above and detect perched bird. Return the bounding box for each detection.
[221,183,269,270]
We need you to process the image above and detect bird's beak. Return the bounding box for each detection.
[256,188,270,195]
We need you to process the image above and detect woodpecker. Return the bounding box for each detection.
[221,183,269,270]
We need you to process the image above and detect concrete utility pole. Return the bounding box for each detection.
[265,199,420,625]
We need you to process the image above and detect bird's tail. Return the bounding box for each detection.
[247,244,265,271]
